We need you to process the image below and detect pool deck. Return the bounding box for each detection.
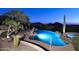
[0,39,39,51]
[0,38,75,51]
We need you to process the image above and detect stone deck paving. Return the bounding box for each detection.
[0,39,38,51]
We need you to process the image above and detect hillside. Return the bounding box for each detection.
[31,22,79,32]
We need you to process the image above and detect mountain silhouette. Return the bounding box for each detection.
[31,22,79,32]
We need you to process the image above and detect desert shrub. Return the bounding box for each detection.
[0,31,7,38]
[72,36,79,51]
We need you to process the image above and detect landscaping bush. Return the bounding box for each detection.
[0,31,7,38]
[72,36,79,51]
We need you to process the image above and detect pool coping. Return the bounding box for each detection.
[23,39,75,51]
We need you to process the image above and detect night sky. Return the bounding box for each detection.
[0,8,79,24]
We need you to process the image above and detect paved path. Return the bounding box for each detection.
[0,40,38,51]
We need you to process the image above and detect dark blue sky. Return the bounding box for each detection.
[0,8,79,24]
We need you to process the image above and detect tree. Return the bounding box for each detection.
[2,18,24,38]
[4,10,30,25]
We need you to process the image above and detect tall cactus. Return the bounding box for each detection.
[13,35,20,48]
[63,15,66,36]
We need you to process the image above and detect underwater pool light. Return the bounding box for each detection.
[37,34,51,39]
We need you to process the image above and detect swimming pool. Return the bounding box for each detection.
[33,30,68,46]
[67,33,75,38]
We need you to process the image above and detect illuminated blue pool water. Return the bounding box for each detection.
[67,33,75,38]
[33,30,68,46]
